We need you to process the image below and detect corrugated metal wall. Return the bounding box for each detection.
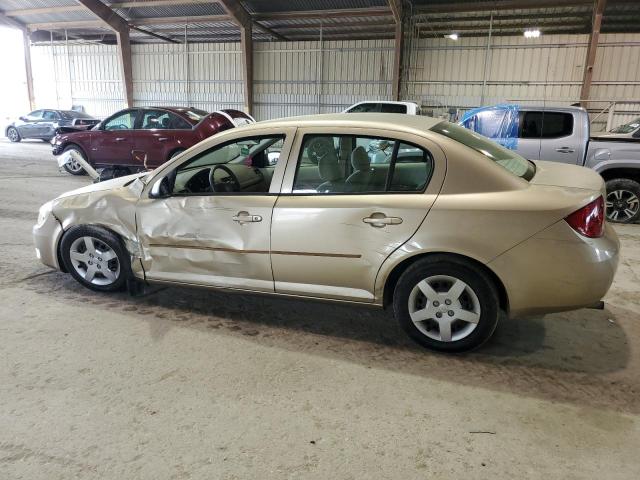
[30,33,640,129]
[133,42,244,112]
[32,43,125,118]
[254,39,393,119]
[406,34,588,110]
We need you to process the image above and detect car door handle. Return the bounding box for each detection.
[555,147,575,153]
[158,137,169,142]
[232,211,262,223]
[363,214,403,227]
[115,137,126,142]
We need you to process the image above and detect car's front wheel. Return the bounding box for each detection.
[7,127,21,142]
[393,256,500,353]
[62,145,88,176]
[605,178,640,224]
[60,226,130,292]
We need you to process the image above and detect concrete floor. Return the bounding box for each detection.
[0,138,639,479]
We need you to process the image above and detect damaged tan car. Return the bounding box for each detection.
[34,114,620,352]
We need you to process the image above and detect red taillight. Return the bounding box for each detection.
[565,196,605,238]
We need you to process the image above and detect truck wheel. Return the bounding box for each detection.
[62,145,88,176]
[605,178,640,224]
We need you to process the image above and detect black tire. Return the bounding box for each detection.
[393,255,500,353]
[62,144,88,176]
[605,178,640,224]
[60,225,131,292]
[7,127,21,142]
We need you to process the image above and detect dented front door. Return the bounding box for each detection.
[136,195,277,292]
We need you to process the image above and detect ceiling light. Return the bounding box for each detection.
[524,29,541,38]
[445,33,459,40]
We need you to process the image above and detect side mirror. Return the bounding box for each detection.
[149,176,172,198]
[19,116,27,121]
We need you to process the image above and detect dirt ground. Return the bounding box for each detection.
[0,138,639,479]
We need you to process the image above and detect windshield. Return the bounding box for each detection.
[610,117,640,134]
[431,121,535,181]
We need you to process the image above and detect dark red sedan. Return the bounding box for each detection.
[52,107,254,175]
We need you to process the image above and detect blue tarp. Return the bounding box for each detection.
[459,104,520,150]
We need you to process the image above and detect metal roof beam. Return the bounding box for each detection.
[252,7,391,21]
[416,0,593,13]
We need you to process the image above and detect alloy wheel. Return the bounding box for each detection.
[7,128,19,142]
[606,189,640,222]
[407,275,481,342]
[65,149,84,173]
[68,236,120,286]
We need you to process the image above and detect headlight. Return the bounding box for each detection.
[36,201,54,227]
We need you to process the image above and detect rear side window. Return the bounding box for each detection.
[520,111,573,138]
[380,104,408,114]
[292,134,433,194]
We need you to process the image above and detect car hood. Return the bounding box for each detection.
[55,172,147,200]
[530,160,604,194]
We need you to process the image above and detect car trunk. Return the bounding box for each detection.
[529,160,604,194]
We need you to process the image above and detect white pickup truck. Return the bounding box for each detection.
[343,101,422,115]
[461,105,640,223]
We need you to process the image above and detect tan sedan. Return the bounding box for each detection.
[33,114,619,352]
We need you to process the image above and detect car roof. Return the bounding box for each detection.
[351,100,419,106]
[517,105,587,113]
[256,113,442,135]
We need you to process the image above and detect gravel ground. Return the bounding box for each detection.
[0,138,639,479]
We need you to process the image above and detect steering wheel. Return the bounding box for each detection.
[209,165,241,193]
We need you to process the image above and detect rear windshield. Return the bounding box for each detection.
[610,117,640,134]
[60,110,94,119]
[431,121,535,181]
[184,108,209,122]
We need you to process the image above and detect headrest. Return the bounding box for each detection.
[318,153,341,182]
[351,146,370,171]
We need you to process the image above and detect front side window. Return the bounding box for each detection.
[168,135,285,195]
[103,110,137,131]
[141,110,192,130]
[432,121,535,180]
[27,110,43,120]
[42,110,59,120]
[347,103,379,113]
[292,134,433,194]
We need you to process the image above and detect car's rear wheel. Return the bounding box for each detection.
[60,226,130,292]
[605,178,640,224]
[7,127,20,142]
[62,145,88,176]
[393,256,500,353]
